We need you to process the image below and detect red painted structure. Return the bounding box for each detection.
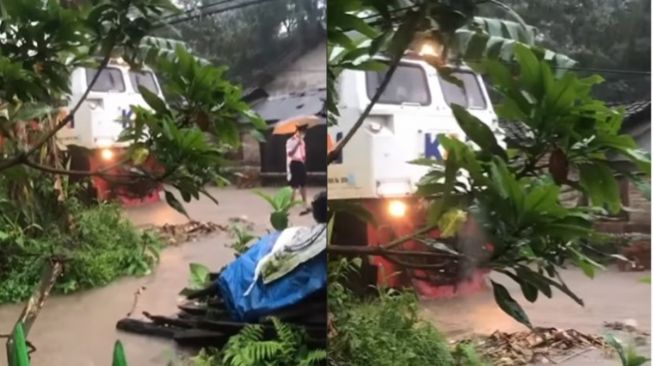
[361,199,491,299]
[87,148,162,206]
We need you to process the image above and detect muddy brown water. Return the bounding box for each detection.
[0,187,320,366]
[0,187,649,365]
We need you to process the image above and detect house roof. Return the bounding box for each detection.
[251,88,326,124]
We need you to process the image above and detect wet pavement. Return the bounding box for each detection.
[0,186,321,366]
[421,267,652,365]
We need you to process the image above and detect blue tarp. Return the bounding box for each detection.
[216,232,327,322]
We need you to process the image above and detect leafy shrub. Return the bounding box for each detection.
[55,202,162,293]
[255,187,300,231]
[605,334,650,366]
[0,200,163,303]
[227,224,257,256]
[327,259,485,366]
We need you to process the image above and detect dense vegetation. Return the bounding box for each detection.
[0,0,272,301]
[327,259,487,366]
[479,0,651,102]
[0,173,162,303]
[158,0,325,87]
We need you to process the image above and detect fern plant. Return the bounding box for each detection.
[221,317,326,366]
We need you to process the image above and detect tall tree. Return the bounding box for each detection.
[479,0,651,102]
[158,0,325,87]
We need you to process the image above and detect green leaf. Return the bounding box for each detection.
[572,248,604,279]
[579,163,621,214]
[270,211,289,231]
[544,72,577,116]
[499,269,539,303]
[513,43,541,94]
[10,322,30,366]
[165,190,189,219]
[254,190,276,209]
[524,182,560,213]
[491,280,532,329]
[189,263,210,289]
[338,13,378,38]
[112,340,128,366]
[623,149,651,175]
[387,10,422,60]
[347,60,388,71]
[515,266,553,298]
[576,258,596,278]
[138,85,169,116]
[11,103,55,122]
[329,30,356,49]
[369,32,392,55]
[327,216,334,245]
[489,159,524,215]
[438,209,467,238]
[450,104,506,159]
[409,158,442,167]
[521,281,538,302]
[273,187,294,211]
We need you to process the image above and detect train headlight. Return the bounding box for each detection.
[387,200,407,218]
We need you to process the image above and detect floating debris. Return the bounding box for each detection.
[457,327,609,365]
[142,221,227,245]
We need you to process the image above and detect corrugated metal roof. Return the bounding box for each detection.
[252,88,326,124]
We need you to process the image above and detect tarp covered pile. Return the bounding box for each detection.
[216,223,327,322]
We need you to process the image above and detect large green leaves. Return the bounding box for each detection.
[255,187,301,231]
[578,163,621,214]
[491,281,532,329]
[188,263,211,290]
[112,340,128,366]
[8,322,30,366]
[451,104,506,160]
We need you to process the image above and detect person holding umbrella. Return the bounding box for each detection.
[286,125,310,214]
[274,115,324,215]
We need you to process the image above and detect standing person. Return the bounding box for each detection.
[286,125,311,214]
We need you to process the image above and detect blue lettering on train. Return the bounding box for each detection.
[120,109,133,128]
[424,133,442,160]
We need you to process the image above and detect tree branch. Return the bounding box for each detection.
[326,56,403,165]
[23,158,140,179]
[381,224,439,250]
[328,244,459,259]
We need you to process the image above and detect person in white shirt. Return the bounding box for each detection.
[286,125,310,214]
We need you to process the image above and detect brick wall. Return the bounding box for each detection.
[627,177,651,226]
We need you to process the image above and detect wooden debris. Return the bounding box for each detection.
[126,286,146,317]
[142,221,228,245]
[116,286,327,351]
[457,327,609,365]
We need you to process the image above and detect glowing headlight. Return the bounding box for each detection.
[100,148,114,161]
[387,200,407,218]
[418,40,444,58]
